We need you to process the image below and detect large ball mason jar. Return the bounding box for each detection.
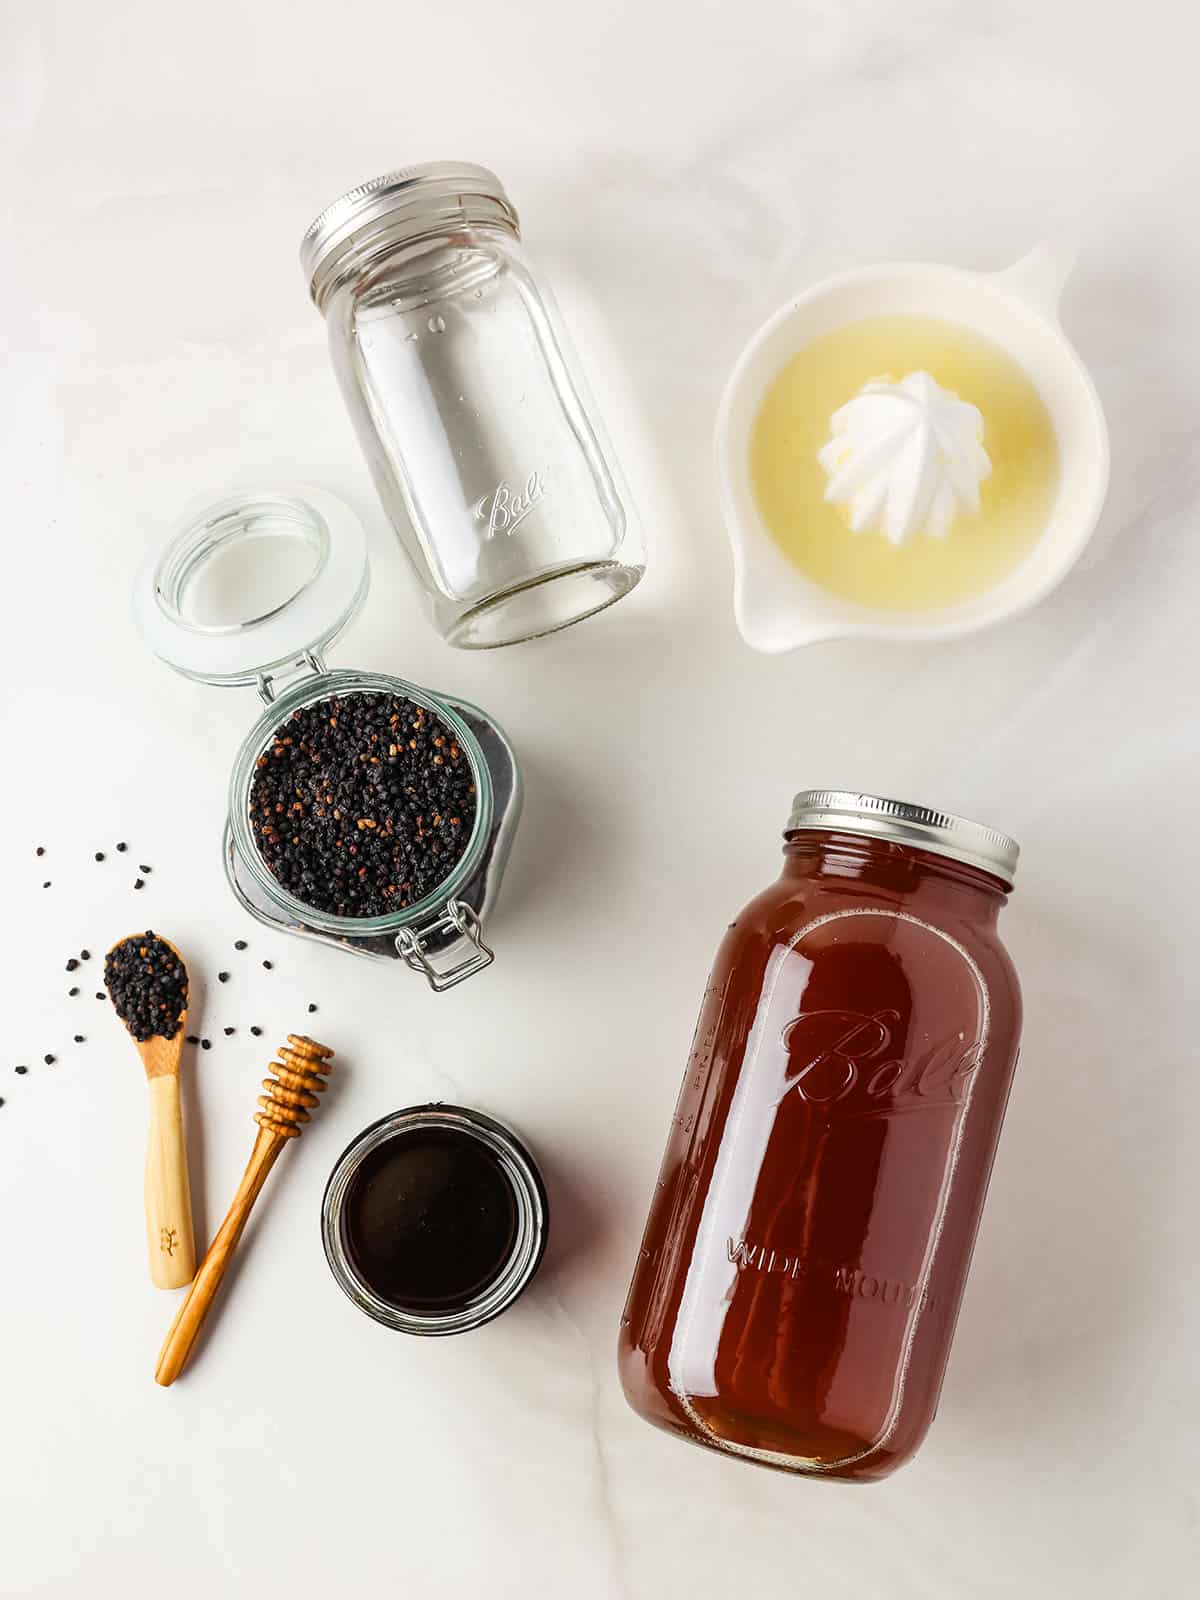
[619,791,1023,1482]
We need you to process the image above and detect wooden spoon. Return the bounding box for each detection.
[105,933,197,1290]
[155,1034,333,1386]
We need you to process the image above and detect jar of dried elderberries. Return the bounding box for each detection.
[134,485,520,990]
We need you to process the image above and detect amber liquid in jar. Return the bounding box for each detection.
[619,816,1021,1482]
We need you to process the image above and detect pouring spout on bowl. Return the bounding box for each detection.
[724,479,862,651]
[732,585,852,652]
[991,239,1077,324]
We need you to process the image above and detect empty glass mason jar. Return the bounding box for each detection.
[300,162,645,649]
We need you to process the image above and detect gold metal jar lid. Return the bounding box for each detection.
[786,789,1020,884]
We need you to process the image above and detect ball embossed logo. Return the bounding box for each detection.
[473,469,548,539]
[780,1008,981,1115]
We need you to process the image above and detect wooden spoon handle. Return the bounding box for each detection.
[145,1076,196,1290]
[155,1129,283,1386]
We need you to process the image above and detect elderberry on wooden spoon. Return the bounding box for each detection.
[104,931,197,1290]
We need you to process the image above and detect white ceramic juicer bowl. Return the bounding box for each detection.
[716,243,1110,652]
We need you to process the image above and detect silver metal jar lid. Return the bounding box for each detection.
[300,161,519,307]
[786,789,1020,884]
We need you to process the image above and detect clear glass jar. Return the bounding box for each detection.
[134,485,521,990]
[322,1104,549,1336]
[619,792,1023,1482]
[300,163,644,649]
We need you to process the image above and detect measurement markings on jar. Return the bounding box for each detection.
[669,976,732,1136]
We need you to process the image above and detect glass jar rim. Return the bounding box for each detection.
[134,485,369,687]
[228,669,495,938]
[321,1104,549,1336]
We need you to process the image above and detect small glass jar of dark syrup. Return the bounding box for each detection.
[619,791,1022,1481]
[323,1105,548,1335]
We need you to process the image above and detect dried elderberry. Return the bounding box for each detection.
[248,691,476,918]
[104,932,187,1043]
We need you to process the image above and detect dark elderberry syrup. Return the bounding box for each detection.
[343,1127,520,1312]
[325,1105,548,1333]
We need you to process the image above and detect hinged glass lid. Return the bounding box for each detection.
[134,485,369,691]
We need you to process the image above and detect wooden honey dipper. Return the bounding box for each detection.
[155,1034,334,1387]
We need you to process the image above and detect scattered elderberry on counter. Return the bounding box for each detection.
[248,690,477,918]
[17,830,327,1110]
[104,932,188,1043]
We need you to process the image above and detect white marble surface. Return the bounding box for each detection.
[2,3,1198,1595]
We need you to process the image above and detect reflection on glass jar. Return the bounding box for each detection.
[301,163,645,648]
